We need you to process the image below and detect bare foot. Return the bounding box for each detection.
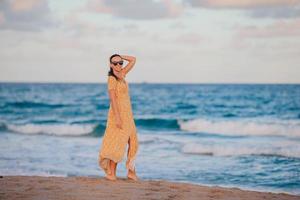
[105,174,117,181]
[127,171,138,181]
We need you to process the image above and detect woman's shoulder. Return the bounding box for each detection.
[108,75,117,81]
[108,75,126,83]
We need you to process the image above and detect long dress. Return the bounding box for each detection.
[98,75,139,175]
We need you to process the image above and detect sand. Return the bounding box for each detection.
[0,175,298,200]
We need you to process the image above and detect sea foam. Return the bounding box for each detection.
[181,141,300,158]
[6,123,95,136]
[178,118,300,138]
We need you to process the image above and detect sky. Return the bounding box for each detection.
[0,0,300,83]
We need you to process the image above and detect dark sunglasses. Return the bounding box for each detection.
[111,61,123,66]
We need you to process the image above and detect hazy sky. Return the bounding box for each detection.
[0,0,300,83]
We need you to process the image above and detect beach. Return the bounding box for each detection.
[1,0,300,198]
[1,175,299,200]
[1,83,300,195]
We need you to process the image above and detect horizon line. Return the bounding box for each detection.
[0,81,299,85]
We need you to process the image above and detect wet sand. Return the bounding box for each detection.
[0,175,298,200]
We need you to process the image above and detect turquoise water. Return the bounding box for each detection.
[0,83,299,194]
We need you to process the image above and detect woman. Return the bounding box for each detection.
[98,54,139,181]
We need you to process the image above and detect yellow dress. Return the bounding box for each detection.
[98,75,139,175]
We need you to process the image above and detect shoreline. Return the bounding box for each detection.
[1,175,299,200]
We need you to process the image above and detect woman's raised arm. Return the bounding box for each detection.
[120,55,136,76]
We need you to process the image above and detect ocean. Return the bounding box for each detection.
[0,82,299,194]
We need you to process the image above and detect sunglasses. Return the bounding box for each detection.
[111,61,124,66]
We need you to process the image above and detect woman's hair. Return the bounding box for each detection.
[108,54,121,79]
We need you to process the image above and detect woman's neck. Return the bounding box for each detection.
[113,70,125,80]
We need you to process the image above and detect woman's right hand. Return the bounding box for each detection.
[115,116,123,129]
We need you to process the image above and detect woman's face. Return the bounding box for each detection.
[110,56,123,72]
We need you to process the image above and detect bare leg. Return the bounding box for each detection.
[110,160,118,176]
[127,137,138,181]
[105,160,117,181]
[127,168,138,181]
